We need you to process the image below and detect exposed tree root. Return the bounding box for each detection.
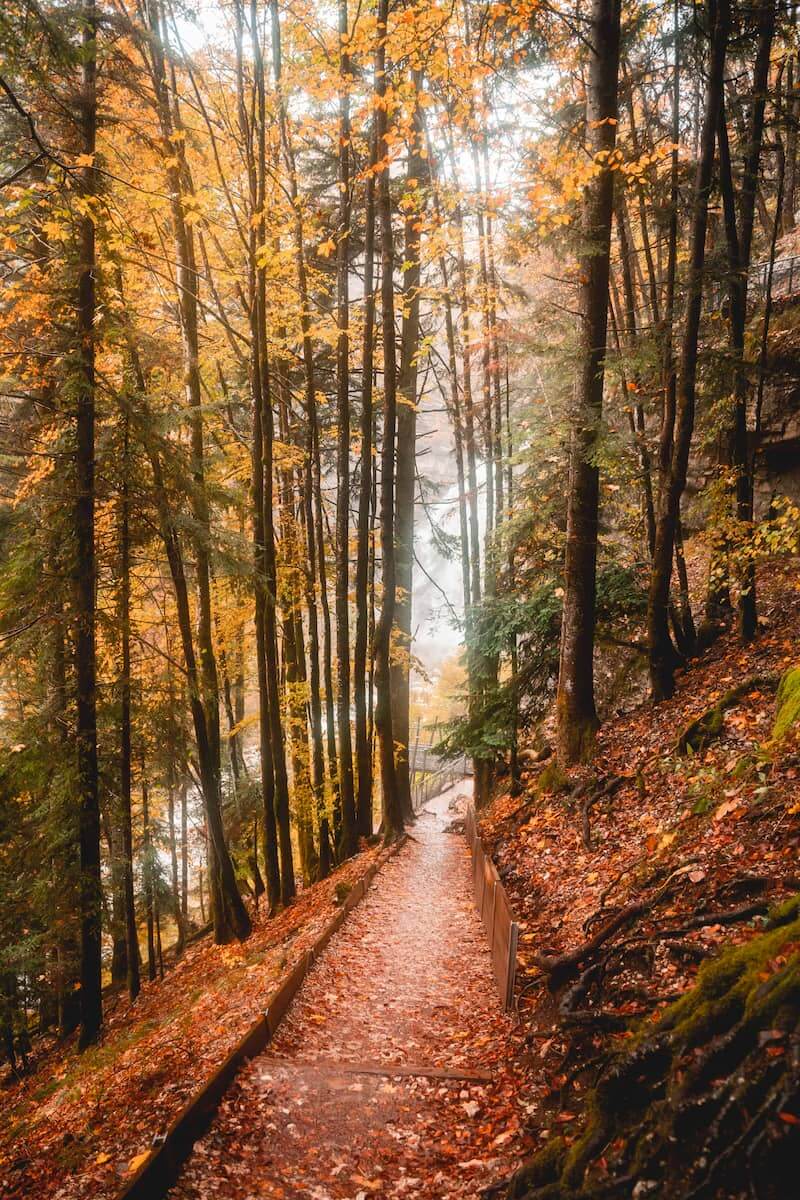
[504,895,800,1200]
[675,674,780,755]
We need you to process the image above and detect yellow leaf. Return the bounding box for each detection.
[127,1152,150,1174]
[96,1153,111,1165]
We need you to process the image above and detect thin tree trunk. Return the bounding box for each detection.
[614,198,656,559]
[167,771,185,954]
[180,780,188,923]
[335,0,358,858]
[781,36,797,234]
[391,74,424,827]
[233,0,281,911]
[142,772,156,984]
[647,0,730,699]
[143,1,249,941]
[118,404,140,999]
[269,0,339,850]
[717,2,775,641]
[374,0,403,841]
[254,0,295,906]
[556,0,621,764]
[76,0,101,1049]
[354,127,378,841]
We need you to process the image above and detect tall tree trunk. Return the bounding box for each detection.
[269,0,339,852]
[233,0,281,911]
[354,127,378,840]
[142,772,156,984]
[391,75,424,827]
[614,199,656,559]
[254,0,295,906]
[781,37,798,234]
[717,1,775,642]
[556,0,621,765]
[144,1,249,941]
[335,0,358,858]
[180,780,188,923]
[118,405,140,999]
[448,126,485,800]
[166,687,187,953]
[76,0,101,1049]
[374,0,403,841]
[647,0,730,699]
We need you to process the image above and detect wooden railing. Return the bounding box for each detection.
[464,805,519,1011]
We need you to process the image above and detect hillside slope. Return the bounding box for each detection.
[480,559,800,1199]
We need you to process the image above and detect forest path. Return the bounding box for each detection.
[169,782,521,1200]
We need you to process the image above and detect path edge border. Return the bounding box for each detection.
[464,805,519,1011]
[116,834,407,1200]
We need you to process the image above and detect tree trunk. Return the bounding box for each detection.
[76,0,101,1049]
[614,197,656,559]
[233,0,281,912]
[647,0,730,700]
[374,0,404,841]
[781,49,798,234]
[180,780,188,923]
[390,75,424,828]
[354,126,378,841]
[118,406,140,999]
[269,0,339,855]
[717,2,775,642]
[254,0,295,906]
[142,773,156,984]
[144,0,249,941]
[556,0,621,765]
[335,0,358,859]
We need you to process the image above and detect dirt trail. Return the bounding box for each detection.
[169,783,523,1199]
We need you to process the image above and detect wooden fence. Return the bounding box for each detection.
[464,805,519,1011]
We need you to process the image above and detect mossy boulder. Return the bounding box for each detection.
[773,666,800,741]
[505,895,800,1199]
[536,761,570,796]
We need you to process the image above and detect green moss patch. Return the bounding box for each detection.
[506,897,800,1199]
[773,666,800,741]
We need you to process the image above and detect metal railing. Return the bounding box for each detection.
[464,805,519,1011]
[410,740,470,811]
[751,254,800,302]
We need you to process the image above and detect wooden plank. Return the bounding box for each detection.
[266,951,311,1036]
[463,809,520,1011]
[505,921,519,1011]
[262,1059,494,1083]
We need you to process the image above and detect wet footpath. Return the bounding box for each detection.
[169,785,524,1200]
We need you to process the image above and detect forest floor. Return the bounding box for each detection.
[479,555,800,1197]
[0,845,387,1200]
[4,560,799,1200]
[168,785,527,1200]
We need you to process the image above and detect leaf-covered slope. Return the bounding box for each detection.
[478,558,800,1200]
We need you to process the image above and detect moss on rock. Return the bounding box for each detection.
[773,666,800,741]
